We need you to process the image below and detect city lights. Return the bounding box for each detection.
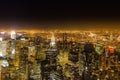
[0,30,119,80]
[50,41,55,46]
[12,49,15,54]
[89,32,96,37]
[10,31,16,39]
[0,32,5,35]
[0,0,119,79]
[0,52,3,57]
[1,60,9,67]
[0,37,2,41]
[20,38,26,41]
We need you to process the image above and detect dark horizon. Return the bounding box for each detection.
[0,1,120,30]
[0,1,120,20]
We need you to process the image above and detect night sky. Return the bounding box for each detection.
[0,1,120,30]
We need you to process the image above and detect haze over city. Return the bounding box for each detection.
[0,1,120,31]
[0,19,119,31]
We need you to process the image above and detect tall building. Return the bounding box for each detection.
[68,43,79,63]
[63,33,68,49]
[41,49,58,80]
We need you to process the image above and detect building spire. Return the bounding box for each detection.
[50,32,55,47]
